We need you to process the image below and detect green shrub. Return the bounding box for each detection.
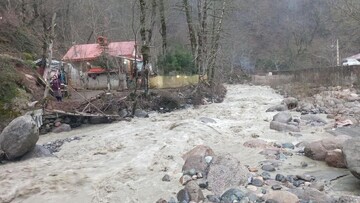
[157,48,196,75]
[0,60,19,103]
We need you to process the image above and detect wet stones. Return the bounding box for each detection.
[43,136,81,153]
[220,188,246,203]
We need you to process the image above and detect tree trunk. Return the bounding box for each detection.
[158,0,167,54]
[183,0,197,58]
[197,0,203,74]
[208,0,226,83]
[43,12,57,99]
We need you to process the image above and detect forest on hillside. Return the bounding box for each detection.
[1,0,360,75]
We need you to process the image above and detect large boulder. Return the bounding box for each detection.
[342,138,360,179]
[273,112,292,123]
[207,154,250,196]
[270,121,300,132]
[304,135,351,161]
[182,145,215,176]
[0,115,39,160]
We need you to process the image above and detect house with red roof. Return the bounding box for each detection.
[62,37,142,90]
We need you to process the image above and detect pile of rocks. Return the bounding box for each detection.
[156,145,360,203]
[296,87,360,122]
[43,136,82,153]
[270,112,300,132]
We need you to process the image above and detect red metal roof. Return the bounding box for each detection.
[62,41,137,62]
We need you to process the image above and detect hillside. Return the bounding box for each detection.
[0,54,44,131]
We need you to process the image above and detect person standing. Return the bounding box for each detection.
[51,75,62,102]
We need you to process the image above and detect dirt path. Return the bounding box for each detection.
[0,85,356,203]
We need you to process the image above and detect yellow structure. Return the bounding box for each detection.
[149,75,199,89]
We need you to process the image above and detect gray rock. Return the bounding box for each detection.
[282,143,295,149]
[134,109,149,118]
[177,189,190,203]
[185,181,205,202]
[21,145,54,160]
[207,154,250,195]
[162,174,171,182]
[266,105,288,112]
[119,109,129,118]
[273,112,292,123]
[275,174,286,182]
[270,121,300,132]
[272,185,282,190]
[0,115,39,160]
[262,164,276,172]
[342,138,360,179]
[52,124,71,133]
[262,172,272,180]
[251,178,264,187]
[220,188,246,203]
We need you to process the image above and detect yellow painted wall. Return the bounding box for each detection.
[150,75,199,89]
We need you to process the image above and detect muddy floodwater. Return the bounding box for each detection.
[0,85,359,203]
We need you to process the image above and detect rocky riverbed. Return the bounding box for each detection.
[0,84,359,203]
